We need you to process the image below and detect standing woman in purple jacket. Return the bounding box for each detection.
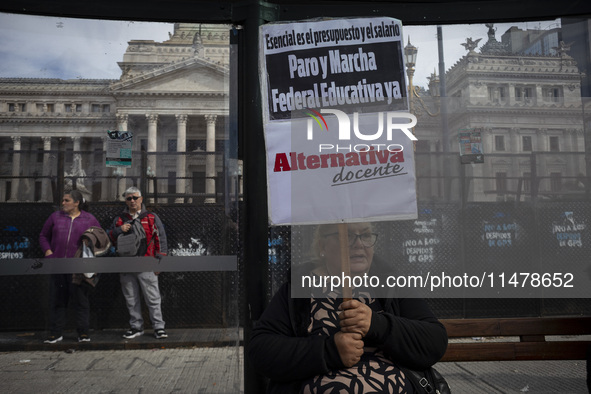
[39,190,100,344]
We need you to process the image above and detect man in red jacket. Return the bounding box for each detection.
[109,186,168,340]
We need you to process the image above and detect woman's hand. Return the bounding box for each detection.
[45,249,53,257]
[339,299,372,337]
[334,331,364,367]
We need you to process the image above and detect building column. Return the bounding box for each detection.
[508,83,515,106]
[479,127,492,195]
[70,136,86,194]
[563,129,576,179]
[509,128,520,192]
[537,128,548,151]
[574,128,584,152]
[467,128,486,201]
[176,114,188,203]
[146,113,159,202]
[426,140,436,199]
[8,136,21,202]
[537,129,548,190]
[72,135,81,158]
[41,136,52,202]
[575,128,585,181]
[115,112,129,201]
[482,127,493,155]
[535,86,544,106]
[205,114,217,204]
[100,136,110,201]
[509,128,520,152]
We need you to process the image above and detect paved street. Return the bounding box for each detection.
[0,345,588,393]
[0,347,243,394]
[436,359,588,393]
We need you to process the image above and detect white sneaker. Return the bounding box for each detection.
[44,335,63,344]
[123,328,144,339]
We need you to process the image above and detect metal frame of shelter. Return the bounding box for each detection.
[2,1,591,393]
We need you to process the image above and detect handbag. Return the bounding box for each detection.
[401,366,451,394]
[116,212,149,257]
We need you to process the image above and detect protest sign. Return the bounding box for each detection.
[260,17,417,225]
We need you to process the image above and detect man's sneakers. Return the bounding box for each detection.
[78,334,91,342]
[44,334,89,343]
[43,329,166,342]
[43,335,63,344]
[123,328,144,339]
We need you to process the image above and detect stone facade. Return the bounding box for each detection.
[0,22,586,203]
[414,24,585,202]
[0,24,231,203]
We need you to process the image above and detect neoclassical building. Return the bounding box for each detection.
[0,23,231,204]
[1,22,586,204]
[413,23,585,202]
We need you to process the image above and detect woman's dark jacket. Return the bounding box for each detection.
[247,261,448,394]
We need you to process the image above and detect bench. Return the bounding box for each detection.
[439,317,591,362]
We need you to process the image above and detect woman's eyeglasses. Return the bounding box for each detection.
[322,232,378,247]
[126,196,141,201]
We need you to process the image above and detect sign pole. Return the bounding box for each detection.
[338,223,352,301]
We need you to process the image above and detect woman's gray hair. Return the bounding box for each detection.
[124,186,141,197]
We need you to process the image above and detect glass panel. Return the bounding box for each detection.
[0,12,241,391]
[275,18,591,317]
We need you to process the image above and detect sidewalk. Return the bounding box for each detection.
[436,360,588,393]
[0,328,244,393]
[0,347,243,393]
[0,328,588,393]
[0,327,241,352]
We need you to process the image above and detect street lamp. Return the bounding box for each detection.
[404,37,418,116]
[404,37,440,118]
[404,38,418,73]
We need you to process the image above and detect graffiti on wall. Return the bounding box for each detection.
[482,212,517,248]
[552,211,586,248]
[402,212,441,264]
[0,225,31,259]
[269,235,284,264]
[170,237,207,256]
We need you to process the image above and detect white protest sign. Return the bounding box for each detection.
[260,17,418,225]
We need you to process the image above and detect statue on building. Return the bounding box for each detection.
[485,23,496,41]
[192,28,204,57]
[552,41,574,58]
[65,154,91,199]
[480,23,509,55]
[461,37,482,54]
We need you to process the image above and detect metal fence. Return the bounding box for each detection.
[0,202,239,331]
[413,151,590,203]
[0,144,236,205]
[1,198,590,331]
[1,146,591,330]
[267,201,591,318]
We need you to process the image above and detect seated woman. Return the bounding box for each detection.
[247,222,448,393]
